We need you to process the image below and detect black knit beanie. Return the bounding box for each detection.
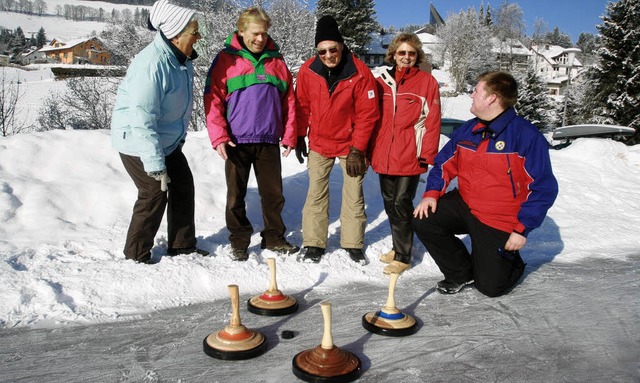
[315,15,343,47]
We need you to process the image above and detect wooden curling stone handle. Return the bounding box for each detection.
[384,272,399,310]
[267,258,278,292]
[320,301,334,350]
[228,284,241,327]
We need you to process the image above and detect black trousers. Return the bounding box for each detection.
[379,173,420,258]
[225,143,286,250]
[412,189,525,297]
[120,148,196,261]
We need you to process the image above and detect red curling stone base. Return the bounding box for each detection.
[247,292,298,316]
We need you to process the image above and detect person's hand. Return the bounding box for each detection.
[418,157,429,170]
[147,170,171,192]
[504,232,527,251]
[295,137,308,164]
[345,146,367,177]
[413,197,437,219]
[281,143,292,157]
[215,141,236,161]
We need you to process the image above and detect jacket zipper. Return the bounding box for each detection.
[506,154,516,198]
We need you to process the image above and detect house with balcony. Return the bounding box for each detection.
[38,37,112,65]
[492,37,531,72]
[530,44,582,95]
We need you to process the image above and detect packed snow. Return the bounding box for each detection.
[1,65,640,330]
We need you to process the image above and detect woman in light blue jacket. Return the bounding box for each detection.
[112,0,207,264]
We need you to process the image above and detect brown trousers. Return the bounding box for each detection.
[120,148,196,261]
[224,143,287,250]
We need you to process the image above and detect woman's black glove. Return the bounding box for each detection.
[295,137,308,164]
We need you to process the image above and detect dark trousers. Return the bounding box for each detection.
[412,189,525,297]
[120,148,196,261]
[379,174,420,258]
[225,143,286,250]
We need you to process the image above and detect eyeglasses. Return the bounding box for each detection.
[317,47,339,56]
[396,50,417,57]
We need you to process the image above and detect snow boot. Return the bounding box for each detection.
[344,248,368,265]
[379,250,395,264]
[436,279,474,294]
[383,253,411,274]
[302,246,325,263]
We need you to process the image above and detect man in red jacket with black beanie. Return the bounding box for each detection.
[413,71,558,297]
[295,15,380,264]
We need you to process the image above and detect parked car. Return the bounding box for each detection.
[551,124,635,149]
[440,118,466,138]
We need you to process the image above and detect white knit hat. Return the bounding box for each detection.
[149,0,195,39]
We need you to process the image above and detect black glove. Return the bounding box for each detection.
[346,146,367,177]
[295,137,308,164]
[418,157,429,170]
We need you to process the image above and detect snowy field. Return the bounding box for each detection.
[0,126,639,382]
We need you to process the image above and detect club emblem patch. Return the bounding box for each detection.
[495,141,505,151]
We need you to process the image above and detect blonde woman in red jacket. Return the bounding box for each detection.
[369,33,442,274]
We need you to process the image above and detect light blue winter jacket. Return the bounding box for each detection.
[111,33,194,172]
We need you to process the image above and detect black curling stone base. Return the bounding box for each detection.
[361,313,418,337]
[247,299,299,316]
[202,336,268,360]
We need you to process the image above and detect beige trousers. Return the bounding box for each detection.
[302,150,367,249]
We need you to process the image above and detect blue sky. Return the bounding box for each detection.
[311,1,609,43]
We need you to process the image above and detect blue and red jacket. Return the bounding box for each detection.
[424,108,558,236]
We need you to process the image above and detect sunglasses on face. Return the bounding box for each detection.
[396,50,417,57]
[317,47,339,56]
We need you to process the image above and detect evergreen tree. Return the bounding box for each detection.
[315,0,379,56]
[516,69,554,130]
[562,80,585,127]
[575,32,600,66]
[484,3,492,26]
[586,0,640,143]
[544,26,573,47]
[10,26,25,54]
[35,27,46,48]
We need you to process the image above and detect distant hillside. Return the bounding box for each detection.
[82,0,153,5]
[0,0,150,40]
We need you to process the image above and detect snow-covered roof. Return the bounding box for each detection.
[364,32,398,55]
[531,44,583,67]
[417,32,439,44]
[490,37,531,56]
[39,37,100,53]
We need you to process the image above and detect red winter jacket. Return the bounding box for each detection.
[370,66,441,176]
[295,52,379,157]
